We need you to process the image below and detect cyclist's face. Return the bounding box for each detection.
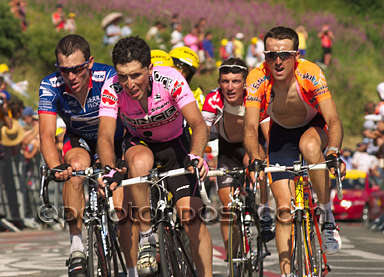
[264,38,299,82]
[116,61,153,101]
[56,51,93,95]
[218,73,245,106]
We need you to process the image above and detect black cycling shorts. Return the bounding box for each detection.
[122,130,200,202]
[268,113,326,181]
[63,132,123,164]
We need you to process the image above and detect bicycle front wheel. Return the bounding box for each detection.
[158,221,181,277]
[228,204,246,277]
[87,222,108,277]
[291,211,304,277]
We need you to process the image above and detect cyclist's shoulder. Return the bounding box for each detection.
[90,63,116,84]
[203,88,224,111]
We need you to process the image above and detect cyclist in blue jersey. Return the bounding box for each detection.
[38,34,125,277]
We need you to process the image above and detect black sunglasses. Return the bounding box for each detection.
[264,51,297,61]
[55,60,90,75]
[218,64,248,74]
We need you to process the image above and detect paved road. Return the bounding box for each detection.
[1,221,384,277]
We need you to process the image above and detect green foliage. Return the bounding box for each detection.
[0,1,24,63]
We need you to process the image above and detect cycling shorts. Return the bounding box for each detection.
[122,130,200,202]
[268,113,327,182]
[216,126,265,190]
[217,136,246,190]
[62,133,124,164]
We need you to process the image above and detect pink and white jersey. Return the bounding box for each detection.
[99,66,196,142]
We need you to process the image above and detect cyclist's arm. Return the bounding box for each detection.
[244,106,262,160]
[39,113,61,169]
[318,98,343,155]
[97,115,117,169]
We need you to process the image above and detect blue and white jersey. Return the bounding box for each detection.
[38,63,124,141]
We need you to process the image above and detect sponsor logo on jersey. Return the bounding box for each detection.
[101,90,118,106]
[154,93,162,103]
[40,89,54,98]
[150,101,169,113]
[171,80,184,99]
[109,82,123,94]
[122,106,179,129]
[153,70,173,90]
[49,76,65,88]
[92,71,107,82]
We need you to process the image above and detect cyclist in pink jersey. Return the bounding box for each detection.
[97,37,212,277]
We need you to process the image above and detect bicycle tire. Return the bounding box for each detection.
[87,221,108,277]
[158,221,181,277]
[174,228,197,277]
[291,210,304,277]
[107,222,121,276]
[228,203,246,277]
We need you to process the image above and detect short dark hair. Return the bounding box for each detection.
[112,36,151,68]
[219,58,248,80]
[55,35,91,65]
[264,26,299,50]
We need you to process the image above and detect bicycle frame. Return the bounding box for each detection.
[40,165,126,277]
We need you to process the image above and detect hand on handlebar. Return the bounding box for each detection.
[51,163,73,182]
[246,158,265,188]
[99,165,124,191]
[325,153,346,180]
[183,154,209,180]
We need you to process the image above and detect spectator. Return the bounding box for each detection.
[20,106,39,151]
[121,18,133,37]
[317,24,334,66]
[51,3,66,31]
[65,13,76,33]
[1,119,24,148]
[196,17,207,35]
[0,75,13,130]
[9,0,27,32]
[170,23,184,49]
[183,26,199,53]
[340,148,353,170]
[245,37,259,71]
[375,82,384,115]
[234,32,245,59]
[103,18,121,46]
[363,101,380,155]
[296,25,308,57]
[146,21,162,41]
[22,115,40,161]
[202,31,216,74]
[352,139,379,173]
[219,38,229,62]
[170,13,179,31]
[225,36,236,59]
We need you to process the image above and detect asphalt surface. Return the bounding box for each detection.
[1,220,384,276]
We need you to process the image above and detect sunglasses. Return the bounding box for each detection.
[55,60,90,75]
[218,64,248,74]
[264,51,297,61]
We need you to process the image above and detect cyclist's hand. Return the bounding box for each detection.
[100,165,124,191]
[184,154,209,180]
[246,158,265,187]
[325,152,346,180]
[51,163,72,182]
[115,158,128,174]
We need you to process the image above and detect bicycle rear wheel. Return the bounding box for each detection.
[158,221,181,277]
[228,203,246,277]
[87,222,108,277]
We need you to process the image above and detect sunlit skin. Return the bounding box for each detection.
[56,51,94,101]
[264,38,300,85]
[116,61,153,111]
[219,72,245,106]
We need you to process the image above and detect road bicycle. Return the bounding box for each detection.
[252,158,343,277]
[207,167,271,277]
[118,160,210,277]
[39,164,127,277]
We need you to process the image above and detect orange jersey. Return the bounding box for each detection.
[245,59,332,120]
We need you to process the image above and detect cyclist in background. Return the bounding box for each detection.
[97,36,213,277]
[244,26,345,276]
[38,34,125,276]
[169,46,205,111]
[202,58,274,267]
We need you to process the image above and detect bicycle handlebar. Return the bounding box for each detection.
[119,161,211,205]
